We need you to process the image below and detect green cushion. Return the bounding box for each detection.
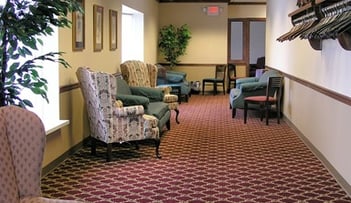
[130,87,164,102]
[166,73,184,83]
[146,102,169,120]
[258,70,279,83]
[116,94,149,109]
[116,78,132,95]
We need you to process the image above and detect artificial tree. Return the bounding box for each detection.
[158,24,191,69]
[0,0,81,107]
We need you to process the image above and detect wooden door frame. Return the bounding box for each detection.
[227,18,266,76]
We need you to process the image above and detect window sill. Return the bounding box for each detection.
[45,120,70,135]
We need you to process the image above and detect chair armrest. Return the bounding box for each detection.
[240,81,267,92]
[114,105,144,117]
[156,85,172,94]
[236,77,259,84]
[166,71,187,83]
[236,77,259,88]
[130,86,164,102]
[116,94,150,109]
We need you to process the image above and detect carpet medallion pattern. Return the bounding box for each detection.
[41,95,351,202]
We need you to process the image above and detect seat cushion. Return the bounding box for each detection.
[245,96,276,102]
[130,86,164,102]
[146,102,169,120]
[116,94,149,109]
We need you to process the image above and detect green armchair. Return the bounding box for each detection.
[229,69,281,118]
[115,76,171,131]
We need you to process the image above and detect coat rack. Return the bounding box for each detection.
[277,0,351,51]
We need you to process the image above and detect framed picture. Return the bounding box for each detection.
[93,5,104,52]
[109,10,118,50]
[72,0,85,51]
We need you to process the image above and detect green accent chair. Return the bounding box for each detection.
[229,69,281,118]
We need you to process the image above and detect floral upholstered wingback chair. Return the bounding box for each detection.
[76,67,161,161]
[120,60,180,124]
[0,105,84,203]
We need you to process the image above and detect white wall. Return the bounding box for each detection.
[266,0,351,187]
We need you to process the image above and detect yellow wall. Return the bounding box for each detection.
[43,0,159,167]
[158,3,266,85]
[158,3,228,84]
[228,4,266,18]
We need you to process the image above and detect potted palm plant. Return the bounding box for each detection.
[0,0,81,108]
[158,24,191,69]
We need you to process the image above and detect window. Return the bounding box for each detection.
[228,18,266,65]
[22,27,69,134]
[0,0,68,134]
[121,5,144,62]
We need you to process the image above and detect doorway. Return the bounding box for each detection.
[228,18,266,77]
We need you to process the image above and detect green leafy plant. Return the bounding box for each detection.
[0,0,82,107]
[158,24,191,68]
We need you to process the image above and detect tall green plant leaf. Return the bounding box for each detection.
[0,0,82,107]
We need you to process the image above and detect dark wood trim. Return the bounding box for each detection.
[60,83,80,93]
[158,0,266,3]
[267,66,351,106]
[229,2,266,5]
[158,63,224,66]
[159,0,228,2]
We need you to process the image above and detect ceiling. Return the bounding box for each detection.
[158,0,266,3]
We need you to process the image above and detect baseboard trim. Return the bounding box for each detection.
[283,116,351,197]
[42,139,88,177]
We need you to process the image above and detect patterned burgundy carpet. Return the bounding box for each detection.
[41,94,351,203]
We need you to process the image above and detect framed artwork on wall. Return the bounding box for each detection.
[93,5,104,52]
[109,10,118,51]
[72,0,85,51]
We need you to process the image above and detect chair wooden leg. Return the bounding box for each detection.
[222,82,225,95]
[260,104,264,121]
[166,119,171,131]
[213,82,217,95]
[91,137,96,155]
[202,81,205,95]
[265,104,269,125]
[155,139,161,159]
[277,102,281,124]
[106,143,112,162]
[135,142,140,150]
[175,109,180,124]
[232,108,236,118]
[244,102,248,124]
